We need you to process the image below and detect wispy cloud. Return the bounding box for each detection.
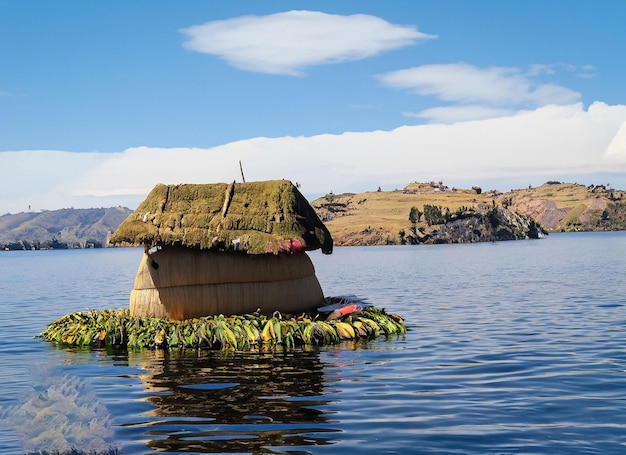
[378,62,582,122]
[3,102,626,214]
[528,63,597,78]
[180,10,435,76]
[403,105,518,123]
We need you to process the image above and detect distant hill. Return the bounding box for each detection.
[0,207,132,250]
[504,182,626,232]
[311,182,626,246]
[2,181,623,250]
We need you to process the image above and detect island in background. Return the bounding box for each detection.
[1,181,625,250]
[311,181,626,246]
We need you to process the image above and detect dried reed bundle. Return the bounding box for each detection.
[131,273,324,319]
[134,246,317,289]
[130,247,324,319]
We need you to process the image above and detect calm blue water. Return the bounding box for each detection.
[1,232,625,454]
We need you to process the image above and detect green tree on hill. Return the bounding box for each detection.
[409,206,422,234]
[423,204,446,226]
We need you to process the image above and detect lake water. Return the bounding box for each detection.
[1,232,625,454]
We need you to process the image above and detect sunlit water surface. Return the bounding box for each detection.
[1,232,625,454]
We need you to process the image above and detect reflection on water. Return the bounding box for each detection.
[0,365,119,454]
[126,348,339,453]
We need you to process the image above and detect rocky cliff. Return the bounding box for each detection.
[504,182,626,232]
[406,206,544,245]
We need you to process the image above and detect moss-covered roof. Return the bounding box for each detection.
[110,180,333,254]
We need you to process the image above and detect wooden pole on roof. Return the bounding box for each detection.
[239,160,246,182]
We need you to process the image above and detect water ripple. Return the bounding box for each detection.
[1,235,626,453]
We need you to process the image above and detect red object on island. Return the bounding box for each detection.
[325,303,363,321]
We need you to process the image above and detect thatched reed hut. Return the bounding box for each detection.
[110,180,333,320]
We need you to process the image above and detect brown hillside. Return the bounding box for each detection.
[312,181,626,246]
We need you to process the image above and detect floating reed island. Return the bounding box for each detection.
[39,180,405,351]
[37,301,406,351]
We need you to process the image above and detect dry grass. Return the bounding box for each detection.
[313,182,626,241]
[314,188,495,241]
[511,183,594,210]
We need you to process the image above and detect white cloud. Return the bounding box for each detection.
[378,63,581,122]
[2,102,626,214]
[180,10,435,76]
[604,121,626,163]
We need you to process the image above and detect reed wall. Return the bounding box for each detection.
[129,247,324,319]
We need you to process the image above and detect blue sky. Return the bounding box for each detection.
[2,1,626,213]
